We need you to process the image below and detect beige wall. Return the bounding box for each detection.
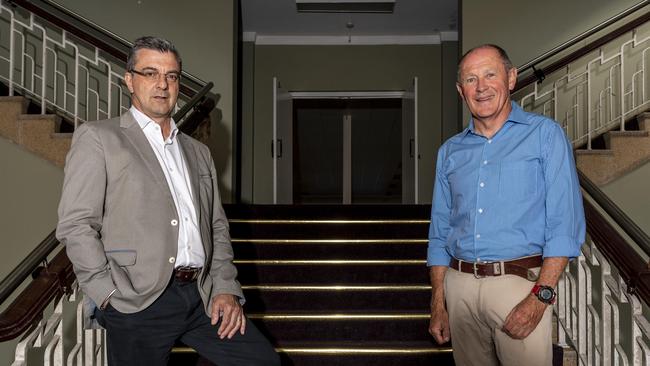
[462,0,645,66]
[249,43,444,203]
[602,162,650,236]
[0,137,63,280]
[53,0,237,201]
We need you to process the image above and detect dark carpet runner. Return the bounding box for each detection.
[170,204,452,365]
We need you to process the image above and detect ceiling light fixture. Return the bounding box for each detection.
[296,0,395,13]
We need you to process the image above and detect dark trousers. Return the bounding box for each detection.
[94,278,280,366]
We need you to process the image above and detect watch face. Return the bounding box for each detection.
[539,288,554,301]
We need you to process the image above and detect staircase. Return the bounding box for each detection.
[0,96,71,167]
[575,112,650,186]
[170,205,452,366]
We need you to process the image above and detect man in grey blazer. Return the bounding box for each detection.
[56,36,279,366]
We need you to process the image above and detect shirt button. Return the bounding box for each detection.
[188,245,192,250]
[487,139,492,144]
[169,257,175,263]
[476,234,481,239]
[479,182,485,188]
[184,217,189,221]
[478,208,483,214]
[171,219,178,226]
[483,160,488,165]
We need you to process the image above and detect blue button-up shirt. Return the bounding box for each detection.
[427,102,585,266]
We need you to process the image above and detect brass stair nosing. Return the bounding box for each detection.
[247,313,430,320]
[276,347,453,355]
[172,346,452,355]
[233,259,426,265]
[229,219,430,224]
[241,285,431,291]
[231,238,428,244]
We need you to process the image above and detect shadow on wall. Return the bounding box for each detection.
[203,94,232,199]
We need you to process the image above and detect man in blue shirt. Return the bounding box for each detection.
[427,44,585,365]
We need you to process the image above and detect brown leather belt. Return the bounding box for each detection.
[173,266,202,282]
[449,255,542,281]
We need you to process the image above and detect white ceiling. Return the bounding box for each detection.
[241,0,458,38]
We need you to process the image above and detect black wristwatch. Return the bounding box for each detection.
[531,285,556,305]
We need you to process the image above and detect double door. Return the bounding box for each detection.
[272,79,418,204]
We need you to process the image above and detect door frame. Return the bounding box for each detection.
[274,89,419,204]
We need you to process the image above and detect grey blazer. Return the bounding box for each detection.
[56,111,242,316]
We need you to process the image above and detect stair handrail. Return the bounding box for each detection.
[578,170,650,257]
[174,81,214,126]
[513,1,650,92]
[0,230,58,306]
[6,0,208,97]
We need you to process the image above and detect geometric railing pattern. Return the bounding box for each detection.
[557,230,650,366]
[11,281,106,366]
[514,20,650,149]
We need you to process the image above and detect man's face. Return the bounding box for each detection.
[456,47,517,125]
[124,49,180,123]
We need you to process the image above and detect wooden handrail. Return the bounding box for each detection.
[0,249,74,342]
[514,9,650,92]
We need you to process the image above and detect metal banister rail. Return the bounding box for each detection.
[7,0,208,97]
[514,1,650,92]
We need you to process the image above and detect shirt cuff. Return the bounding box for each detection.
[543,235,582,259]
[427,244,452,266]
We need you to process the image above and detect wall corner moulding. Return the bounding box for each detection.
[243,32,257,42]
[254,34,442,46]
[440,31,458,42]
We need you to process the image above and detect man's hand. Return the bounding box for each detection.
[502,293,547,339]
[210,294,246,339]
[429,305,451,344]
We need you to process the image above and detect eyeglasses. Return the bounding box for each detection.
[129,69,181,83]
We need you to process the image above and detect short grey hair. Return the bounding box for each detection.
[126,36,182,72]
[457,44,513,82]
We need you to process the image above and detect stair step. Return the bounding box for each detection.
[230,220,429,239]
[242,285,430,312]
[0,96,28,142]
[232,240,426,259]
[170,341,454,366]
[249,312,432,342]
[235,261,428,284]
[225,204,432,220]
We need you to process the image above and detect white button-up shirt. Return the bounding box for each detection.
[130,107,205,268]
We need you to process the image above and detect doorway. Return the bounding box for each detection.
[292,98,403,204]
[273,81,419,205]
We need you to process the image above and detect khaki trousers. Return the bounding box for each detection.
[444,268,553,366]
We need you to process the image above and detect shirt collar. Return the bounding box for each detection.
[129,106,179,140]
[461,101,530,140]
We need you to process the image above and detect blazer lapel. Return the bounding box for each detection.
[120,112,176,209]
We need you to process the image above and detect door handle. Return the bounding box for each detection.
[271,139,283,158]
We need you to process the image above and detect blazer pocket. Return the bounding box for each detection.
[105,250,137,266]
